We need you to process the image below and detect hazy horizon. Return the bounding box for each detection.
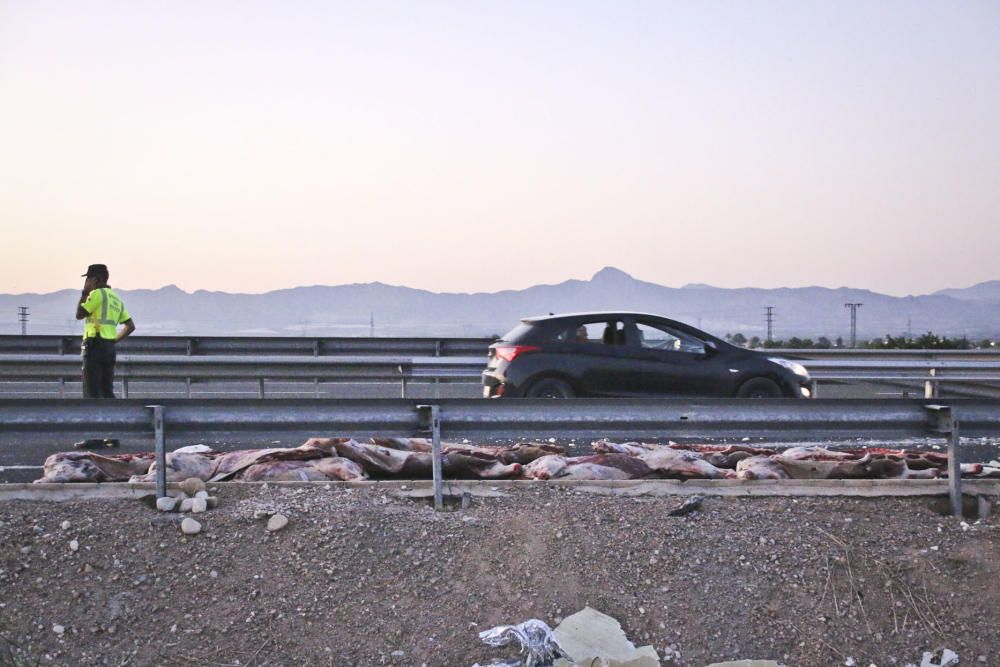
[0,265,997,299]
[2,2,998,297]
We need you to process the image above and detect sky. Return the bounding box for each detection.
[0,1,998,297]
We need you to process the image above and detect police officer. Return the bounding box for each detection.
[75,264,136,398]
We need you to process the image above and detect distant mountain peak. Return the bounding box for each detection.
[681,282,716,289]
[591,266,633,282]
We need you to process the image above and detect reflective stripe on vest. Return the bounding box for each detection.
[98,288,116,326]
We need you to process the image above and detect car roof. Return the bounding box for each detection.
[521,311,672,324]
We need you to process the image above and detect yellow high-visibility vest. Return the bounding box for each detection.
[81,287,131,340]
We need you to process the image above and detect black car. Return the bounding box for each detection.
[482,312,811,399]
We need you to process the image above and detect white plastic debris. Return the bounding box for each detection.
[920,649,959,667]
[472,619,567,667]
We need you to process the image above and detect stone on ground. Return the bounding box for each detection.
[180,518,201,535]
[267,513,289,532]
[156,497,177,512]
[552,607,660,667]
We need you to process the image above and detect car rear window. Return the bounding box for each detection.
[498,323,535,343]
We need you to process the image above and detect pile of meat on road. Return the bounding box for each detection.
[34,436,1000,484]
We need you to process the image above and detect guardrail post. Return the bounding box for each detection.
[122,377,129,399]
[147,405,166,499]
[925,368,938,399]
[810,379,818,399]
[258,378,265,399]
[185,377,192,398]
[417,404,443,511]
[186,339,194,356]
[399,365,407,398]
[924,404,963,517]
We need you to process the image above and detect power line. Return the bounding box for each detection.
[17,306,29,336]
[763,306,774,342]
[844,303,863,348]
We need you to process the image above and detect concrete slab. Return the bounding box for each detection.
[1,478,997,502]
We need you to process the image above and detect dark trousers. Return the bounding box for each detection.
[82,337,117,398]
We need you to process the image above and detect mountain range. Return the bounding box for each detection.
[2,268,998,340]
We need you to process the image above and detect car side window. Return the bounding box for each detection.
[557,321,624,345]
[636,322,704,353]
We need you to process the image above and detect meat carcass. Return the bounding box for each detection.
[35,451,154,483]
[331,439,521,479]
[772,447,872,479]
[130,445,218,484]
[670,443,774,468]
[522,454,651,481]
[593,441,735,479]
[239,457,366,482]
[736,456,790,480]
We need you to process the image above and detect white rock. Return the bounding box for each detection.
[267,514,288,532]
[194,490,209,499]
[69,540,79,552]
[179,498,195,513]
[181,518,201,535]
[52,624,65,635]
[191,498,208,514]
[60,521,71,531]
[156,497,177,512]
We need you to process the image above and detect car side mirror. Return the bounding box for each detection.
[702,341,719,358]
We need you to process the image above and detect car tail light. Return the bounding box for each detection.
[493,345,540,362]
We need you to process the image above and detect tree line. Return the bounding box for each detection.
[723,332,996,350]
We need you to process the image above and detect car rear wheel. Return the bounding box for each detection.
[525,378,575,399]
[736,377,783,398]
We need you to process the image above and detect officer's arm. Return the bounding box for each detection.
[117,319,136,342]
[76,290,91,320]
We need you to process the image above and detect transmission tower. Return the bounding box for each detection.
[844,303,863,348]
[763,306,775,343]
[17,306,29,336]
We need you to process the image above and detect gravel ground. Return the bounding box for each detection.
[1,484,998,667]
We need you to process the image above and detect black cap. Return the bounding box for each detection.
[81,264,109,277]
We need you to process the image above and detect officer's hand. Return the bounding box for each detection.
[83,277,98,292]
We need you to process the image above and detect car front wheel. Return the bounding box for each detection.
[525,378,576,399]
[736,377,783,398]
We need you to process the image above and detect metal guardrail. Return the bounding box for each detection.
[2,354,1000,399]
[3,397,999,440]
[3,335,998,361]
[0,335,490,357]
[0,354,483,398]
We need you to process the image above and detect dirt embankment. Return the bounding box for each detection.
[1,485,997,666]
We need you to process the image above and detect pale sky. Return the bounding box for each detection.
[1,1,998,296]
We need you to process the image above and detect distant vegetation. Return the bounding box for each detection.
[723,332,996,350]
